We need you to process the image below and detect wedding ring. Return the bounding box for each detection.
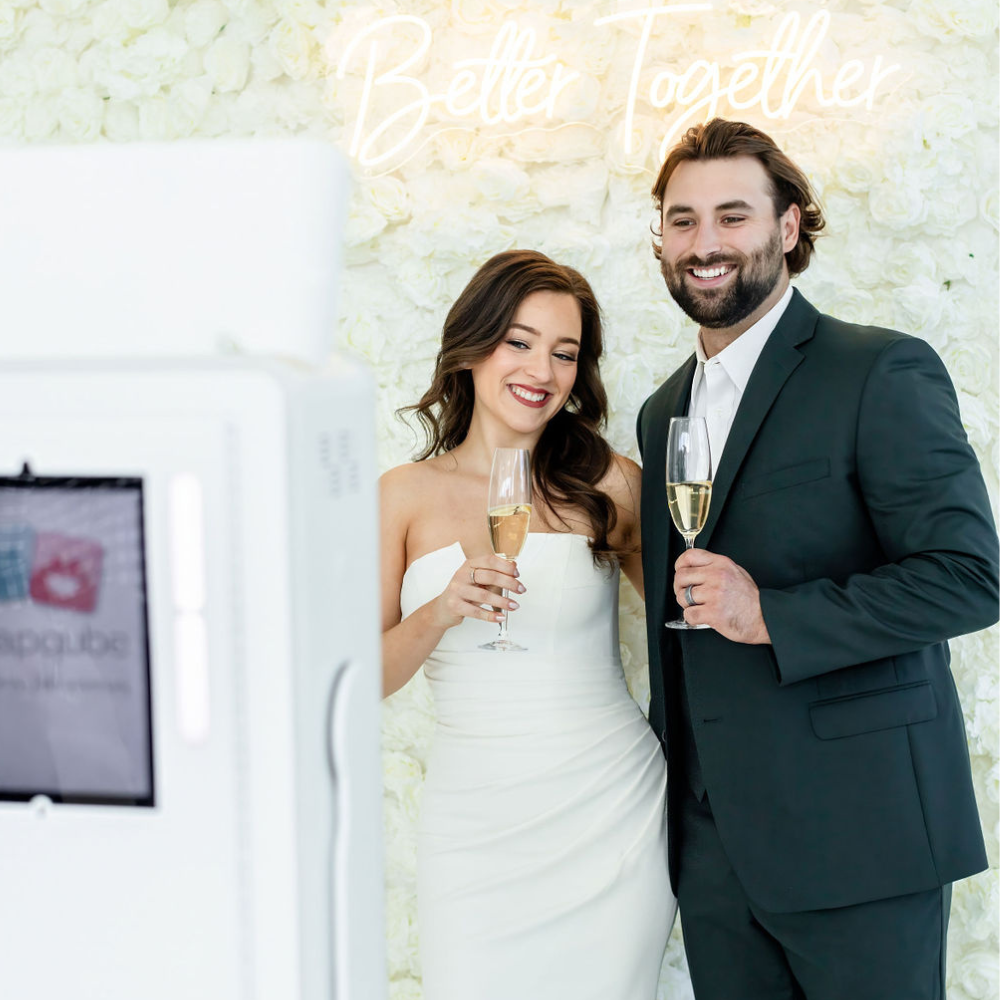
[684,584,697,607]
[470,567,478,585]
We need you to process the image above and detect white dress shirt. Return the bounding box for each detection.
[689,285,793,476]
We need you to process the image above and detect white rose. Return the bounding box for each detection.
[549,71,600,123]
[345,196,388,247]
[251,39,284,81]
[0,97,21,138]
[956,390,993,462]
[383,749,423,814]
[275,0,324,29]
[21,7,64,45]
[384,884,420,978]
[271,79,323,128]
[0,6,22,49]
[449,0,506,34]
[138,94,170,139]
[39,0,90,14]
[842,231,893,290]
[168,78,211,136]
[949,947,999,1000]
[728,0,777,14]
[950,872,999,946]
[102,99,139,139]
[882,242,937,288]
[921,93,979,142]
[869,180,929,230]
[888,276,946,346]
[22,97,58,140]
[184,0,227,47]
[799,269,876,328]
[0,52,34,98]
[112,0,169,31]
[224,0,278,45]
[382,804,418,890]
[607,113,662,177]
[93,28,187,100]
[981,186,999,231]
[204,34,250,92]
[31,45,79,93]
[268,17,316,80]
[56,87,103,140]
[555,20,615,77]
[366,176,411,225]
[505,123,603,164]
[942,341,993,397]
[535,160,608,226]
[832,156,879,196]
[471,157,535,221]
[89,1,129,43]
[396,256,453,312]
[432,128,481,171]
[927,185,981,235]
[912,0,999,41]
[388,978,422,1000]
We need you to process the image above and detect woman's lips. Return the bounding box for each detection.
[508,384,551,408]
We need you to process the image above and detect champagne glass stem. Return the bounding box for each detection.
[497,588,510,642]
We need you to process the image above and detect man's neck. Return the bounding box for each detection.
[699,275,790,359]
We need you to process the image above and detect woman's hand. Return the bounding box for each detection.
[432,555,526,629]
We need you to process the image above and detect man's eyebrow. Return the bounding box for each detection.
[509,322,580,346]
[664,199,755,219]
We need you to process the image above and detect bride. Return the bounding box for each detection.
[380,249,675,999]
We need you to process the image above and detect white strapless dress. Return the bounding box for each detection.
[401,532,674,1000]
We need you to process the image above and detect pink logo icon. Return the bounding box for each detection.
[29,533,104,613]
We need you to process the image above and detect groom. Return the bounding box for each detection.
[636,118,999,999]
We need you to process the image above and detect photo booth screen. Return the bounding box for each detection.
[0,476,153,806]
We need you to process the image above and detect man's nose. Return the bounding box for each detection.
[691,221,722,260]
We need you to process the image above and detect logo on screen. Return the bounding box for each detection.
[0,525,35,602]
[28,533,104,613]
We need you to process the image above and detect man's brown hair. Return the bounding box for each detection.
[651,118,825,276]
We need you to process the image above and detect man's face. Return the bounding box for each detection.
[658,156,799,330]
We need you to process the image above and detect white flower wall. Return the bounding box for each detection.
[2,0,996,996]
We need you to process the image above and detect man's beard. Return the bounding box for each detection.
[661,229,784,329]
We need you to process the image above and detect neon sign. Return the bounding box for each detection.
[331,5,901,172]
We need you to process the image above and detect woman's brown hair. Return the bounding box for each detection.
[401,249,622,567]
[651,118,825,276]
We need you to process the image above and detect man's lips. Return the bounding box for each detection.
[686,262,736,287]
[508,384,551,408]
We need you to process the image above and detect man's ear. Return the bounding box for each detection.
[781,203,801,253]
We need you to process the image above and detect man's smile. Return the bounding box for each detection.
[688,263,736,287]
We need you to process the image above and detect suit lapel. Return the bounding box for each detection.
[698,289,819,550]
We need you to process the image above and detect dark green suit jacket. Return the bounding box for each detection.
[637,289,998,913]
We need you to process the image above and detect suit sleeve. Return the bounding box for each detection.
[759,335,999,686]
[636,398,648,460]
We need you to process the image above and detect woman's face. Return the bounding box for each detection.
[469,290,582,437]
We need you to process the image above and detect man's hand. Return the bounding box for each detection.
[674,548,771,644]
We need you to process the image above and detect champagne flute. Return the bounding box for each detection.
[480,447,532,651]
[665,416,712,630]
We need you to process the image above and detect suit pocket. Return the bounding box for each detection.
[809,681,937,740]
[741,458,830,499]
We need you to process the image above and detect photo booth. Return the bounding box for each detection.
[0,142,385,1000]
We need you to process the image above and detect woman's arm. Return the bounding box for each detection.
[604,453,644,599]
[380,465,522,697]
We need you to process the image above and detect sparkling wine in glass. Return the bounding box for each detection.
[480,447,532,651]
[665,416,712,630]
